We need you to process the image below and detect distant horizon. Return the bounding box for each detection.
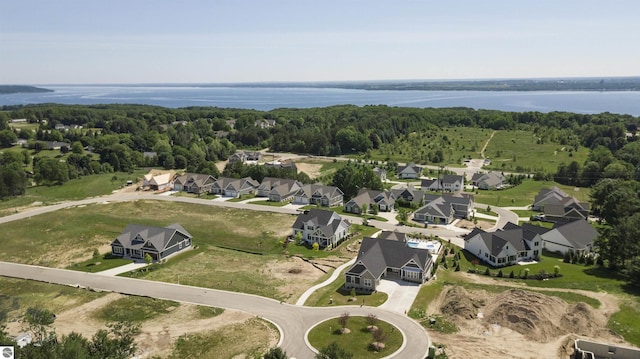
[8,75,640,87]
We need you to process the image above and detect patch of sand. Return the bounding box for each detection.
[456,218,494,230]
[294,162,323,179]
[430,282,627,359]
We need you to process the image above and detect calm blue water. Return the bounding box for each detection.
[1,85,639,116]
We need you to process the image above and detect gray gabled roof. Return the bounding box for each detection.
[469,222,541,256]
[174,173,215,187]
[296,183,343,199]
[292,208,348,238]
[549,220,598,249]
[415,197,452,218]
[111,223,192,251]
[377,231,408,241]
[397,162,422,174]
[346,188,394,207]
[442,174,463,185]
[347,236,432,279]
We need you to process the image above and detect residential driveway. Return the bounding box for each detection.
[377,279,421,314]
[95,262,148,276]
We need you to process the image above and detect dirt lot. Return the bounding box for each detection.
[456,218,495,230]
[6,292,275,358]
[427,274,626,359]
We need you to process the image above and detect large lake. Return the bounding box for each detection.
[2,85,640,116]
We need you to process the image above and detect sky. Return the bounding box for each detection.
[1,0,639,84]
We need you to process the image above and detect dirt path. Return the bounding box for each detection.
[480,130,496,159]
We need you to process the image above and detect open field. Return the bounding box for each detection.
[370,127,494,166]
[307,316,403,358]
[468,179,590,207]
[0,170,147,216]
[484,129,590,173]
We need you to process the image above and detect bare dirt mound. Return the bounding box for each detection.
[440,286,483,320]
[483,289,608,342]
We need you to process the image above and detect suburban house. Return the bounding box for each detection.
[292,209,351,249]
[173,173,216,194]
[540,220,598,255]
[471,172,506,190]
[414,193,474,224]
[421,175,464,192]
[532,186,590,222]
[464,222,543,267]
[373,167,387,181]
[257,177,303,202]
[111,223,192,262]
[228,150,262,163]
[142,171,174,191]
[396,162,423,179]
[39,141,71,150]
[391,185,425,207]
[293,183,344,207]
[344,189,396,214]
[344,235,434,292]
[210,177,259,198]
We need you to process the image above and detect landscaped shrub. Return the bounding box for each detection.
[563,252,571,263]
[484,268,491,276]
[497,269,503,278]
[509,270,515,278]
[585,256,595,266]
[577,254,586,264]
[455,263,460,272]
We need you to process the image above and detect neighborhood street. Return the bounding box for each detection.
[0,261,430,358]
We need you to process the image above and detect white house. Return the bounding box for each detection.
[292,209,351,249]
[464,222,543,267]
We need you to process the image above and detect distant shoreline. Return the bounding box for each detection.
[13,77,640,92]
[0,85,53,95]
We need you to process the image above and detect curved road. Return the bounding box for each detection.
[0,262,430,358]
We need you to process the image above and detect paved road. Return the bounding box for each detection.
[0,261,430,358]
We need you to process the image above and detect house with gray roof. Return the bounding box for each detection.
[421,175,464,192]
[257,177,303,202]
[292,209,351,249]
[345,234,434,292]
[396,162,423,179]
[111,223,192,261]
[228,150,262,163]
[373,167,387,181]
[532,186,590,222]
[344,189,395,214]
[471,171,506,190]
[293,183,344,207]
[464,222,543,267]
[541,220,598,255]
[391,185,425,207]
[173,173,216,194]
[210,177,259,198]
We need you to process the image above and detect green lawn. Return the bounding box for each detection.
[512,209,537,217]
[248,199,290,207]
[93,296,180,322]
[307,316,403,358]
[68,253,133,273]
[303,267,388,307]
[609,302,640,346]
[469,179,590,207]
[171,192,218,199]
[226,193,256,202]
[0,170,147,216]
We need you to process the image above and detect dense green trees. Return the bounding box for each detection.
[0,153,27,198]
[331,163,383,200]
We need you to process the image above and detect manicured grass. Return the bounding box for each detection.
[171,192,218,199]
[284,224,379,259]
[68,253,133,273]
[608,302,640,347]
[512,209,537,217]
[0,170,147,216]
[474,207,497,216]
[226,193,256,202]
[0,277,105,322]
[303,267,388,307]
[165,318,278,359]
[469,179,590,207]
[329,205,389,222]
[307,316,403,357]
[93,295,180,322]
[483,129,590,173]
[248,199,291,207]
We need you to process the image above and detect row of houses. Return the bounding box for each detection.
[344,186,474,224]
[464,220,598,267]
